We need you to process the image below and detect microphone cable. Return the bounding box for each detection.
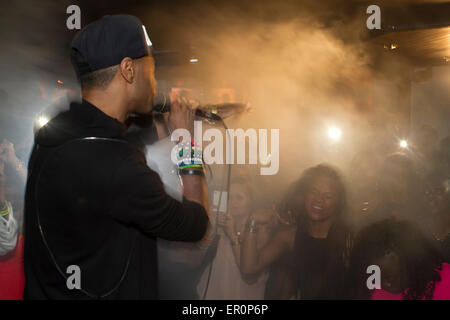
[201,117,232,300]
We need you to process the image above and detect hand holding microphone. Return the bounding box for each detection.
[167,97,210,217]
[168,97,196,135]
[153,94,250,122]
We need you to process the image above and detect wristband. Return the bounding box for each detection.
[179,168,205,177]
[176,140,203,170]
[178,164,203,170]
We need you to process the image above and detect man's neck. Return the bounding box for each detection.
[82,89,129,123]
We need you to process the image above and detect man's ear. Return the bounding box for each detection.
[120,57,135,83]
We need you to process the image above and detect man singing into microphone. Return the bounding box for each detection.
[23,15,209,299]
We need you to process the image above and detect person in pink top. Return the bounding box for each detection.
[349,219,450,300]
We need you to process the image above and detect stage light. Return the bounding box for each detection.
[400,140,408,148]
[384,43,398,50]
[37,116,49,128]
[328,127,342,142]
[190,58,199,63]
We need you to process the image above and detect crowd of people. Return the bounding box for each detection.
[1,123,449,300]
[159,124,450,300]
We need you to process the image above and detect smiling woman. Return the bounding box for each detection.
[240,163,353,299]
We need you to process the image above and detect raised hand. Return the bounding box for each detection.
[217,212,235,240]
[168,98,195,134]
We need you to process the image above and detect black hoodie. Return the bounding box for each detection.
[23,99,208,299]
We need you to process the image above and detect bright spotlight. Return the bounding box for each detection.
[400,140,408,148]
[328,127,342,141]
[37,116,49,128]
[190,58,199,63]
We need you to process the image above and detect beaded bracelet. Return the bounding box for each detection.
[176,140,203,170]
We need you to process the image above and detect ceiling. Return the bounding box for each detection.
[361,1,450,66]
[369,26,450,66]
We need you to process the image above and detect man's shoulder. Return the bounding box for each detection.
[32,133,144,180]
[35,107,79,147]
[59,137,143,166]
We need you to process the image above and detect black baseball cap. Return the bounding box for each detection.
[71,15,153,78]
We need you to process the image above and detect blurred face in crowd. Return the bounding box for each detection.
[376,251,407,294]
[229,182,251,218]
[305,175,339,222]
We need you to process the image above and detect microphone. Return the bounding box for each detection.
[152,95,249,121]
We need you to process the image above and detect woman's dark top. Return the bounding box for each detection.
[293,223,351,299]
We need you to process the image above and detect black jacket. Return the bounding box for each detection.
[23,99,208,299]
